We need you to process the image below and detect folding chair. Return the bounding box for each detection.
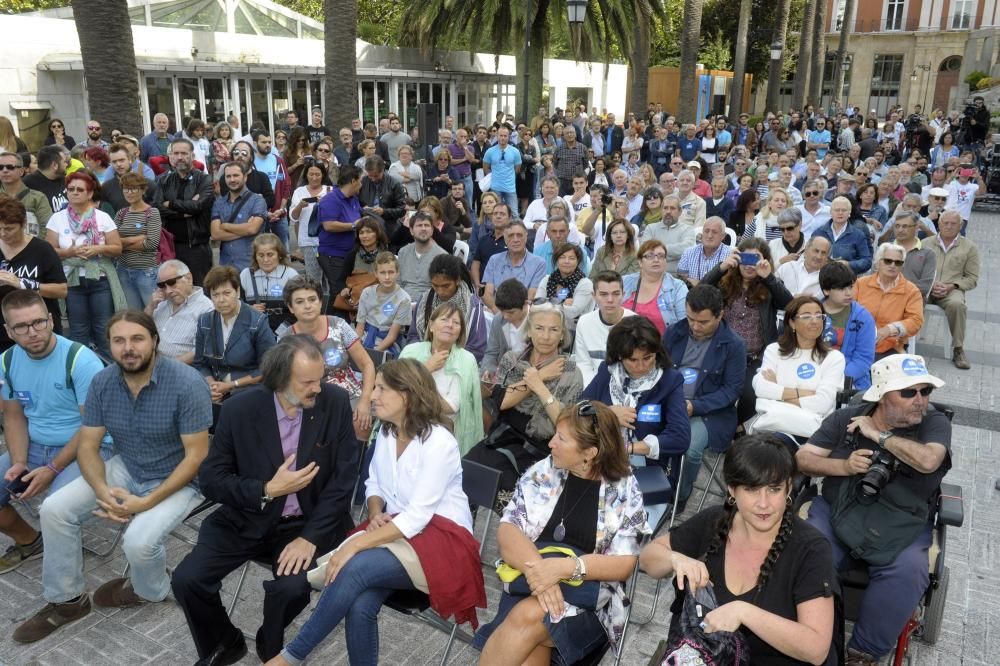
[383,459,502,666]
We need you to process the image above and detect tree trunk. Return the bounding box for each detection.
[517,0,549,122]
[324,0,359,133]
[808,0,827,107]
[677,0,704,125]
[729,0,752,118]
[765,0,793,116]
[629,19,651,116]
[71,0,142,138]
[832,0,855,113]
[792,0,816,111]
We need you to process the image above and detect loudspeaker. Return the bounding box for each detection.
[417,103,440,150]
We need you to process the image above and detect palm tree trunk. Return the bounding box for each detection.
[324,0,359,133]
[629,20,651,115]
[792,0,816,111]
[517,0,549,122]
[765,0,793,115]
[808,0,827,107]
[832,0,855,113]
[677,0,704,125]
[729,0,752,118]
[71,0,142,138]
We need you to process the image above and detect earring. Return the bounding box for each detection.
[726,495,736,506]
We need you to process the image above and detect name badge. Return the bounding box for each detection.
[269,284,283,298]
[796,363,817,380]
[325,348,343,367]
[637,404,662,423]
[557,287,569,301]
[14,390,33,409]
[382,301,396,316]
[681,367,699,384]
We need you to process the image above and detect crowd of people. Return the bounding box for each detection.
[0,95,981,666]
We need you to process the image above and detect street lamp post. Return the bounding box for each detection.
[521,0,588,123]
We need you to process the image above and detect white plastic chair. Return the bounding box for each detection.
[452,239,470,262]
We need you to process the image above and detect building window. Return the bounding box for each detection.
[952,0,973,29]
[834,0,847,31]
[869,54,903,117]
[885,0,905,31]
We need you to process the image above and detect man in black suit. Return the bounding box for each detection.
[171,335,360,665]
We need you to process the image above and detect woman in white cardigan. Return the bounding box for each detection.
[750,295,845,448]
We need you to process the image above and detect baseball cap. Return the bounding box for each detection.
[862,355,944,402]
[928,187,949,198]
[687,161,701,170]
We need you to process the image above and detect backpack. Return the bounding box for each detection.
[1,341,85,401]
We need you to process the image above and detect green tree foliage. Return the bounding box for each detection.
[2,0,71,11]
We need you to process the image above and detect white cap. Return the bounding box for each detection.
[862,355,944,402]
[687,161,701,170]
[928,187,949,198]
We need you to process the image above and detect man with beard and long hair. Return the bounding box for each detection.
[13,310,213,645]
[172,335,360,664]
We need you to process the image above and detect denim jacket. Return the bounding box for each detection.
[193,302,277,381]
[621,272,688,329]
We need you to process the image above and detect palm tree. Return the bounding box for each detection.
[792,0,816,111]
[71,0,142,137]
[808,0,827,107]
[764,0,792,115]
[728,0,752,118]
[677,0,704,125]
[629,19,651,115]
[399,0,663,123]
[832,0,855,112]
[324,0,359,132]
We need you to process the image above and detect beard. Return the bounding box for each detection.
[282,388,319,409]
[258,146,271,156]
[116,348,155,375]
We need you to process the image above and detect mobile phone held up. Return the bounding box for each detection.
[739,252,759,266]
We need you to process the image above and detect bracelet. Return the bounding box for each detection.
[234,378,240,388]
[46,462,63,475]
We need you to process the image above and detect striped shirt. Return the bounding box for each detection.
[83,356,213,484]
[114,207,162,268]
[152,287,215,358]
[677,243,733,281]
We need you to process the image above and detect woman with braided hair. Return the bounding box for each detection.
[639,434,837,665]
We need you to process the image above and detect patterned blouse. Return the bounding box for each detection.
[724,292,763,356]
[501,455,651,654]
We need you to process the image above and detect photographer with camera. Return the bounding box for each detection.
[795,354,951,666]
[578,184,616,255]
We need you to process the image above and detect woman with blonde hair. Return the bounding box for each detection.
[754,186,791,242]
[210,121,235,177]
[0,117,27,153]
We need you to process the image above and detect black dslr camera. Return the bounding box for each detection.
[600,193,613,206]
[859,448,899,499]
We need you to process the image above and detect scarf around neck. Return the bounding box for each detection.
[608,362,662,443]
[417,281,472,340]
[67,205,103,246]
[546,267,584,301]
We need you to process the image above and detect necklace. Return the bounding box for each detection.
[553,475,591,541]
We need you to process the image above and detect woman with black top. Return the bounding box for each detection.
[424,150,459,199]
[44,118,75,149]
[639,434,836,665]
[701,238,793,425]
[730,189,760,243]
[475,400,650,665]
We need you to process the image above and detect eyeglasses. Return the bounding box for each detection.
[66,187,89,193]
[0,164,19,171]
[856,172,868,177]
[642,252,667,260]
[156,273,188,289]
[575,400,599,430]
[50,123,63,129]
[315,147,331,154]
[881,258,905,267]
[804,191,820,197]
[231,149,250,157]
[794,313,825,321]
[779,225,799,231]
[122,187,143,193]
[898,386,934,398]
[9,318,49,335]
[87,125,101,131]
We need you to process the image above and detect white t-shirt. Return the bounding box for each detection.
[46,208,118,278]
[946,180,978,220]
[289,185,332,248]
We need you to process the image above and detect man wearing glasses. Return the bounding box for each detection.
[797,354,950,666]
[0,291,111,575]
[145,260,213,365]
[83,120,108,150]
[0,152,52,237]
[928,210,979,370]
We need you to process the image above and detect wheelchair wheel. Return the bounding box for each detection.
[920,565,949,645]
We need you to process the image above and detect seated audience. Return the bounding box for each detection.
[819,262,876,391]
[855,243,924,360]
[333,216,387,314]
[481,220,548,312]
[621,239,688,336]
[267,359,485,666]
[581,317,690,527]
[408,253,488,361]
[533,211,590,274]
[397,211,448,305]
[891,211,935,298]
[482,278,529,378]
[750,295,845,446]
[535,242,594,331]
[240,233,299,310]
[768,208,805,266]
[638,195,696,273]
[400,303,484,454]
[573,271,635,386]
[812,196,872,274]
[589,217,639,281]
[640,435,836,666]
[147,260,214,364]
[355,251,411,357]
[775,235,831,298]
[474,400,650,664]
[729,188,760,243]
[928,210,979,370]
[676,216,732,285]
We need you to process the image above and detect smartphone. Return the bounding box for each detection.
[5,471,29,497]
[739,252,760,266]
[958,168,974,178]
[303,196,319,204]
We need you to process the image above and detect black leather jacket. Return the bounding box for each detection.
[358,173,406,236]
[148,170,215,247]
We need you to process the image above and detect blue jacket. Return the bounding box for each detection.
[821,301,876,391]
[812,221,872,274]
[194,303,277,381]
[621,272,688,329]
[581,364,691,480]
[663,319,746,452]
[138,131,175,163]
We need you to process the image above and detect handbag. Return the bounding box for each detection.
[495,542,600,610]
[333,271,378,314]
[307,199,323,237]
[650,585,750,666]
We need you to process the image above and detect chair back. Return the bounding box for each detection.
[461,459,501,512]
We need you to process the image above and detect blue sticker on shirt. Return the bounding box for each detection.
[382,301,396,317]
[681,367,699,384]
[269,284,283,298]
[557,287,569,301]
[796,363,816,380]
[14,390,33,409]
[637,405,662,423]
[657,296,669,311]
[901,358,927,376]
[135,223,143,229]
[324,348,342,367]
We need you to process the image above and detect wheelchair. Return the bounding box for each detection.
[795,402,964,666]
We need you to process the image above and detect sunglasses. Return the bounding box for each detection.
[882,258,905,267]
[156,274,188,289]
[0,164,19,171]
[50,123,63,129]
[779,225,798,231]
[575,400,599,429]
[804,191,820,197]
[87,125,101,131]
[316,147,331,154]
[898,386,934,399]
[66,187,89,193]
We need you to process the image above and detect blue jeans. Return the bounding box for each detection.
[458,173,474,211]
[66,276,114,359]
[116,265,159,310]
[281,547,414,665]
[266,215,289,248]
[678,417,709,504]
[807,495,933,658]
[219,243,251,274]
[39,454,202,603]
[492,190,519,217]
[0,443,111,509]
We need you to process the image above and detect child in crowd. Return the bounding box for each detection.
[355,251,411,357]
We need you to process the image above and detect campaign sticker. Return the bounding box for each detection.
[324,348,343,367]
[557,287,569,301]
[637,404,662,423]
[382,301,396,316]
[269,284,283,298]
[14,390,33,409]
[681,367,699,384]
[657,296,669,310]
[796,363,816,380]
[135,223,143,229]
[821,328,837,345]
[901,358,927,376]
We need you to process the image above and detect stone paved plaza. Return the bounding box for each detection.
[2,209,1000,666]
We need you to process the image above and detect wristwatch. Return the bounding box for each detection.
[261,484,275,510]
[569,555,587,582]
[878,430,893,448]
